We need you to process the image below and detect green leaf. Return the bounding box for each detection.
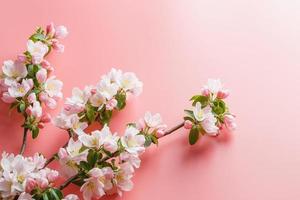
[86,105,96,123]
[151,134,158,145]
[31,127,40,139]
[115,91,126,110]
[42,192,49,200]
[144,134,152,147]
[27,64,40,77]
[99,110,112,125]
[49,188,61,200]
[183,116,195,123]
[17,102,26,113]
[212,99,226,115]
[189,125,200,145]
[191,95,209,107]
[79,161,91,171]
[87,149,98,167]
[30,33,46,42]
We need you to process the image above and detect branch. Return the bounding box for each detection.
[58,174,79,190]
[19,128,28,155]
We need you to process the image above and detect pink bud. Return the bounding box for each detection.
[41,60,53,71]
[39,92,48,102]
[52,41,64,53]
[40,113,51,123]
[201,88,210,97]
[37,178,48,189]
[38,122,45,129]
[91,88,97,95]
[25,178,37,193]
[27,79,34,88]
[224,114,237,131]
[36,68,47,83]
[184,120,193,129]
[47,170,59,182]
[27,93,37,104]
[17,54,27,62]
[217,89,229,99]
[32,55,43,64]
[156,129,165,138]
[55,25,68,39]
[46,22,56,37]
[106,98,118,110]
[26,107,32,116]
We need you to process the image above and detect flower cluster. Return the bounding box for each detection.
[184,79,236,144]
[57,111,165,200]
[54,68,143,135]
[0,23,67,139]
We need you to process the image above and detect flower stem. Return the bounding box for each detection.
[20,128,28,155]
[163,122,184,137]
[59,174,79,190]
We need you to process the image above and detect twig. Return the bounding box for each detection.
[59,174,79,190]
[163,121,184,136]
[19,128,28,155]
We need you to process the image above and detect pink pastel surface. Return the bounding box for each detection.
[1,0,300,199]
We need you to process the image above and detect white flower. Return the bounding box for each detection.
[121,126,145,155]
[27,40,49,64]
[65,87,90,113]
[119,72,143,96]
[80,168,113,200]
[97,76,119,100]
[193,102,219,135]
[144,111,163,128]
[79,125,119,153]
[58,139,88,178]
[52,112,72,129]
[69,115,88,135]
[89,92,106,108]
[2,60,27,79]
[193,102,206,122]
[0,171,23,198]
[119,152,141,169]
[115,162,134,195]
[44,77,63,99]
[107,68,122,83]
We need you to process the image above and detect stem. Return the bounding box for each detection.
[59,174,79,190]
[44,130,72,167]
[20,128,28,155]
[163,122,184,136]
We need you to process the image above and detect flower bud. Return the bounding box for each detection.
[224,114,237,131]
[217,89,229,99]
[184,120,193,129]
[36,68,47,83]
[27,93,37,104]
[38,122,45,129]
[40,113,51,123]
[156,129,165,138]
[46,22,56,37]
[41,60,53,71]
[17,54,27,62]
[201,88,210,97]
[47,170,59,182]
[25,178,37,193]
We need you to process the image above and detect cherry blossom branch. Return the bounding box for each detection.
[58,121,186,191]
[19,128,28,155]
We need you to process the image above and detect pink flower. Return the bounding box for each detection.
[8,79,33,98]
[55,25,68,39]
[115,162,134,195]
[2,60,27,79]
[44,77,63,99]
[27,93,36,104]
[36,68,47,83]
[184,120,193,129]
[121,126,145,155]
[106,98,117,110]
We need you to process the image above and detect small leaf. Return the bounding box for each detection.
[87,149,98,167]
[151,134,158,145]
[80,161,91,171]
[144,134,152,147]
[86,105,96,123]
[31,127,39,139]
[42,193,49,200]
[212,99,226,115]
[29,33,46,42]
[49,188,61,200]
[18,102,26,113]
[115,91,126,110]
[189,125,200,145]
[192,95,209,107]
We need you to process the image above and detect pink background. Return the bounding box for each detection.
[1,0,300,199]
